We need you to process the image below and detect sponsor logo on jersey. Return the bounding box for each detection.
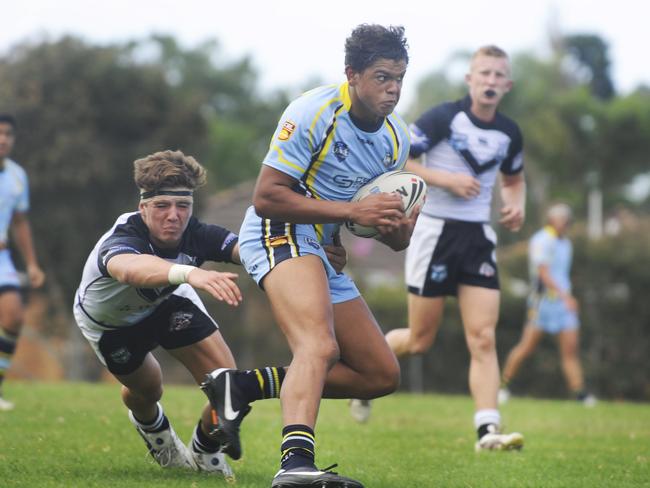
[170,311,193,331]
[430,264,447,283]
[479,262,496,277]
[110,347,131,364]
[333,141,350,162]
[332,174,369,189]
[269,236,289,247]
[278,120,296,141]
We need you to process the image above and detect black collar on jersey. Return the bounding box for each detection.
[348,111,384,133]
[140,189,193,200]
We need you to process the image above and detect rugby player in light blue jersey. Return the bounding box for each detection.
[500,203,595,406]
[0,114,46,411]
[201,24,416,488]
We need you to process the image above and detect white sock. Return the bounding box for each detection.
[474,409,500,429]
[131,402,165,431]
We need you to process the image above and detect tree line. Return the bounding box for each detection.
[1,32,648,398]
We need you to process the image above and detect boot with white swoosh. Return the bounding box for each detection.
[201,368,252,460]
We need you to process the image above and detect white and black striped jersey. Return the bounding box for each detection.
[74,212,238,329]
[410,95,524,222]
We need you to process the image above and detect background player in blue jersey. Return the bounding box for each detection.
[0,114,46,411]
[356,46,526,451]
[499,203,596,406]
[74,150,255,479]
[201,24,417,488]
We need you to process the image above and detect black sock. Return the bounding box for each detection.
[237,367,286,403]
[280,424,316,471]
[192,420,222,453]
[477,423,498,440]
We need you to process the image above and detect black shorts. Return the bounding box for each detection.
[97,294,217,375]
[405,215,500,297]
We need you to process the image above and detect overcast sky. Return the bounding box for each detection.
[1,0,646,107]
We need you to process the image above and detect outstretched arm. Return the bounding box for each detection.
[107,253,242,307]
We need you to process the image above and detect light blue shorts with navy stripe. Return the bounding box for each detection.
[528,294,579,334]
[238,206,360,304]
[0,249,21,288]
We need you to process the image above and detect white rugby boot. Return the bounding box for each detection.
[475,424,524,452]
[189,442,235,481]
[128,410,196,469]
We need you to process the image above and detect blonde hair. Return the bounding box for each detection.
[471,45,509,61]
[546,203,572,222]
[134,150,206,192]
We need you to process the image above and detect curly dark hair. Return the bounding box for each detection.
[344,24,409,72]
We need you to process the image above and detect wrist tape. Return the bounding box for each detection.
[168,264,196,285]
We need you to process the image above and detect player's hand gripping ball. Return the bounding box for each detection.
[345,170,427,238]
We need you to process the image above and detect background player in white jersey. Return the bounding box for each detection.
[353,46,526,451]
[0,114,46,411]
[201,24,416,488]
[74,150,254,479]
[499,203,595,406]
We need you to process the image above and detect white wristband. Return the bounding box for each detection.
[168,264,196,285]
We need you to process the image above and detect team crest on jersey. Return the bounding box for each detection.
[430,264,448,283]
[382,152,393,167]
[170,311,193,332]
[333,141,350,162]
[278,120,296,141]
[449,131,469,151]
[110,347,131,364]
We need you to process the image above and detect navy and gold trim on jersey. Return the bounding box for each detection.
[261,219,301,271]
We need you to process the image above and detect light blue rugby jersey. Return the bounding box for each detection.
[262,82,411,244]
[529,226,573,297]
[0,158,29,242]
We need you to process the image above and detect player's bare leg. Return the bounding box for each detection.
[499,324,544,403]
[263,255,364,487]
[322,296,400,398]
[458,285,523,451]
[386,294,444,356]
[350,294,443,422]
[0,291,24,410]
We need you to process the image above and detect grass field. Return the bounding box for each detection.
[0,382,648,487]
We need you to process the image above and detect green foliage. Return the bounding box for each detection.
[1,382,649,487]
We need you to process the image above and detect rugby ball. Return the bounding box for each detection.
[344,170,427,238]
